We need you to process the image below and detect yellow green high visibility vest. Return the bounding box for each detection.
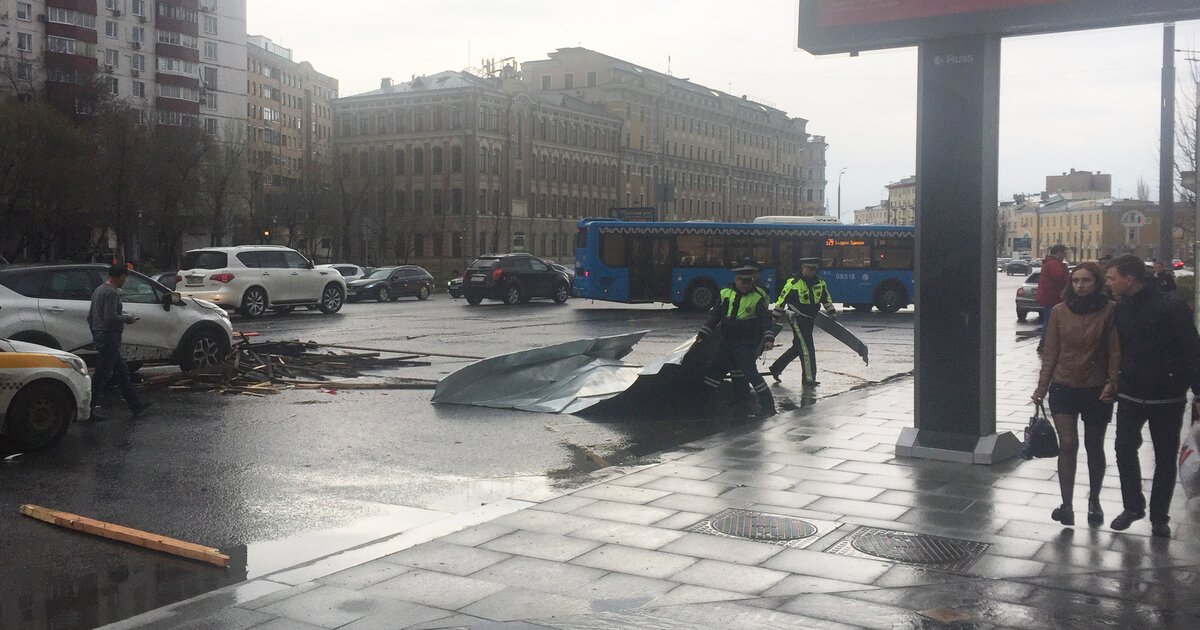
[775,277,828,307]
[720,286,769,320]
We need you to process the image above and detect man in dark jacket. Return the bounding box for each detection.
[698,263,777,417]
[88,264,149,421]
[1036,244,1070,350]
[1105,254,1200,537]
[1152,261,1177,295]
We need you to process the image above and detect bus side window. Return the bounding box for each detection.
[601,234,627,266]
[676,234,703,267]
[875,239,913,269]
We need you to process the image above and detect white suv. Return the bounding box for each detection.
[0,265,234,371]
[177,246,347,318]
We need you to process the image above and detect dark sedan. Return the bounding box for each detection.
[347,266,434,302]
[1005,260,1033,276]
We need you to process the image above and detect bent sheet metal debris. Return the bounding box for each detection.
[431,331,711,414]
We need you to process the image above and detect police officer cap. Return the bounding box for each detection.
[733,258,760,276]
[800,258,821,267]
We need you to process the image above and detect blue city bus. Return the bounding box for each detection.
[572,218,915,313]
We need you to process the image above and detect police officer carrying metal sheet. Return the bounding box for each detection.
[697,261,777,418]
[770,258,836,387]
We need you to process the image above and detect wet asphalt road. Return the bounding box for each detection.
[0,279,1034,629]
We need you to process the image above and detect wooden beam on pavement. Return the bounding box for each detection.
[19,504,229,568]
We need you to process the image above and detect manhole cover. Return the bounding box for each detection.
[827,527,990,572]
[710,510,817,541]
[684,509,837,548]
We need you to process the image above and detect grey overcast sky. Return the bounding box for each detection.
[247,1,1200,216]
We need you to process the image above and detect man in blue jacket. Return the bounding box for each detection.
[1105,254,1200,537]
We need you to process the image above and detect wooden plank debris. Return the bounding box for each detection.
[19,504,229,568]
[145,339,436,395]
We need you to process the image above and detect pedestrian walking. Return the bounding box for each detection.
[88,264,150,422]
[698,262,777,418]
[1104,254,1200,537]
[1031,262,1119,527]
[1152,261,1176,295]
[1036,244,1070,352]
[769,258,835,387]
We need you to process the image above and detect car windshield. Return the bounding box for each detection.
[366,268,396,279]
[469,259,499,269]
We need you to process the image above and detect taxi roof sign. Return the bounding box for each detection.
[797,0,1200,55]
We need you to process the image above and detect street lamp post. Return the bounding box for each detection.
[837,167,847,222]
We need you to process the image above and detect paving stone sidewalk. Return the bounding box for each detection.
[104,341,1200,629]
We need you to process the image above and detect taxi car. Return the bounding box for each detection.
[0,339,91,450]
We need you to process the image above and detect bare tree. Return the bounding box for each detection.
[90,104,155,263]
[1137,176,1152,202]
[201,121,250,247]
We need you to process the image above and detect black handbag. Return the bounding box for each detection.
[1023,402,1060,459]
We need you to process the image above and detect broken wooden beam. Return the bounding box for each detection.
[19,504,229,568]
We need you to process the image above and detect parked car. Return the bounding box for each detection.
[447,276,464,299]
[0,338,91,450]
[996,258,1012,272]
[155,271,178,290]
[319,263,370,282]
[175,246,347,318]
[1016,271,1040,321]
[461,254,571,306]
[1172,259,1185,270]
[0,264,234,372]
[347,266,434,302]
[1005,260,1033,276]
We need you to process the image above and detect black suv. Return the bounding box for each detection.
[462,254,571,306]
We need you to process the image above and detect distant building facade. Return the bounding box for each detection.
[852,203,889,225]
[522,47,828,220]
[246,35,337,244]
[1045,168,1111,201]
[333,68,622,273]
[885,176,915,225]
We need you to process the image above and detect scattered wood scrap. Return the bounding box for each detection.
[146,339,439,396]
[19,504,229,568]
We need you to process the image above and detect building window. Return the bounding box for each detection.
[203,41,218,60]
[479,148,487,174]
[587,71,597,87]
[452,109,462,129]
[203,15,218,35]
[203,66,217,88]
[414,190,425,215]
[433,190,444,214]
[564,74,574,89]
[541,75,551,90]
[132,0,145,16]
[16,2,31,20]
[492,149,500,175]
[394,150,405,176]
[451,146,462,172]
[413,148,424,174]
[105,49,119,68]
[203,92,217,110]
[16,63,32,80]
[132,81,145,97]
[16,32,32,52]
[452,189,463,215]
[106,21,119,39]
[432,147,443,173]
[107,77,119,95]
[204,118,218,135]
[452,232,463,257]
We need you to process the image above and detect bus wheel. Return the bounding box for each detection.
[685,282,718,312]
[874,283,907,314]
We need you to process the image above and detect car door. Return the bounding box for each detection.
[390,269,410,296]
[256,251,292,302]
[283,251,318,302]
[38,269,101,354]
[0,270,50,340]
[527,258,555,297]
[117,272,176,362]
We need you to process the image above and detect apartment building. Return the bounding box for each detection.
[522,47,828,220]
[0,0,246,138]
[246,34,337,237]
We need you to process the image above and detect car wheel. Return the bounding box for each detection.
[318,284,345,314]
[1017,309,1028,322]
[874,282,907,314]
[5,381,72,451]
[552,282,570,304]
[181,329,229,372]
[503,284,522,305]
[417,284,430,301]
[377,286,390,303]
[466,294,483,306]
[685,281,718,312]
[240,287,268,318]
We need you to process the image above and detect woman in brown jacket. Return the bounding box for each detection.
[1031,262,1120,527]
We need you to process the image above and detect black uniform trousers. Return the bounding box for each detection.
[770,315,816,383]
[704,337,773,409]
[1114,399,1186,524]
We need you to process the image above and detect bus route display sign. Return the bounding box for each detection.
[797,0,1200,55]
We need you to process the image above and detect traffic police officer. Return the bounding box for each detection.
[770,258,835,387]
[698,262,777,417]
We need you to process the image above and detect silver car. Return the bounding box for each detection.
[1016,271,1040,322]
